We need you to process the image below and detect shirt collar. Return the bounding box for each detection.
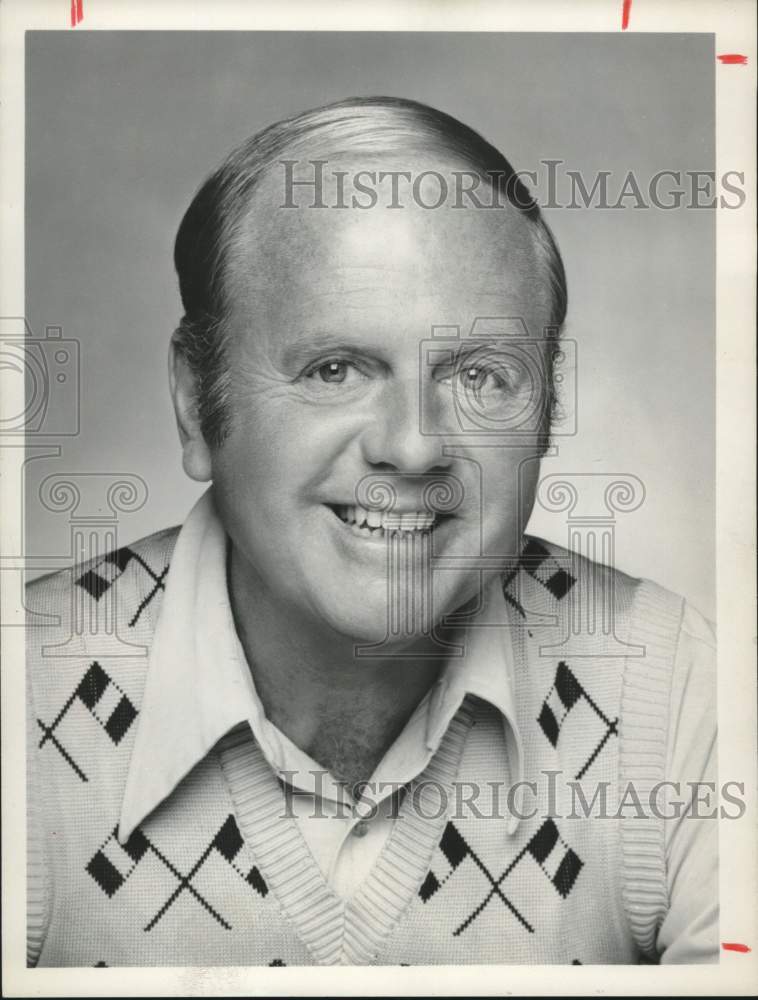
[423,580,525,834]
[118,489,524,843]
[118,489,254,843]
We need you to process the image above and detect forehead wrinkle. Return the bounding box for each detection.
[237,169,541,257]
[226,180,554,333]
[278,284,412,307]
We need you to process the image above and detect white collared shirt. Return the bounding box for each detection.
[119,489,524,897]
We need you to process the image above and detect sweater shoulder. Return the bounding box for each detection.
[25,525,181,696]
[519,534,690,654]
[522,532,644,602]
[526,533,694,606]
[26,525,180,619]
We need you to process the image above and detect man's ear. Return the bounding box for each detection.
[168,338,213,482]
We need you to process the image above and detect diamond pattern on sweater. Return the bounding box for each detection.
[419,819,583,936]
[212,814,268,896]
[86,814,268,932]
[501,537,576,619]
[26,521,664,967]
[37,661,138,782]
[537,661,618,779]
[76,546,133,600]
[75,546,169,628]
[526,818,583,897]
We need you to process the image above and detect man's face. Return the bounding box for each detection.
[209,157,554,645]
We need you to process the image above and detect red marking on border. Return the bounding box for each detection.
[717,54,748,65]
[70,0,84,27]
[621,0,632,30]
[722,942,751,953]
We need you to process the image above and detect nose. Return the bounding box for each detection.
[360,376,451,473]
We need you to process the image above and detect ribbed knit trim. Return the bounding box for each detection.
[26,792,48,968]
[219,724,344,964]
[619,579,684,959]
[344,702,473,964]
[218,700,474,966]
[26,611,55,969]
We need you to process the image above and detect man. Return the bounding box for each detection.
[26,96,717,967]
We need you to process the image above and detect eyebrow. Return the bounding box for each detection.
[280,328,530,369]
[279,332,381,370]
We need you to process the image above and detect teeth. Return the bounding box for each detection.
[333,504,438,534]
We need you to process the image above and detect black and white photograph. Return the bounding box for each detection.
[1,1,755,995]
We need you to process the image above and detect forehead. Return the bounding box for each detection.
[224,154,553,347]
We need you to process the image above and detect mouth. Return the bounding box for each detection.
[325,503,451,541]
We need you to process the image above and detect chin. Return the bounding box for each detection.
[319,606,403,648]
[320,581,473,655]
[310,591,429,650]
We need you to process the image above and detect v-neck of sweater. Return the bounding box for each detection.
[218,698,475,965]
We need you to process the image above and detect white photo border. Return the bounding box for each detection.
[1,0,755,995]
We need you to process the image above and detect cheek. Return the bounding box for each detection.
[210,399,363,505]
[211,433,296,523]
[478,448,542,526]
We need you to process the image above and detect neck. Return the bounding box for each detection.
[228,548,445,789]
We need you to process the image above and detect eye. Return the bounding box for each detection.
[459,366,490,392]
[453,363,509,399]
[301,357,369,390]
[316,360,350,383]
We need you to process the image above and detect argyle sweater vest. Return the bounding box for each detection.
[26,527,685,967]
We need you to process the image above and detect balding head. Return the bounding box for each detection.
[172,96,567,448]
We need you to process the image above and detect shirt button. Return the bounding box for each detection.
[352,820,369,838]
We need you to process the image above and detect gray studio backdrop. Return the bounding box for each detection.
[25,31,715,620]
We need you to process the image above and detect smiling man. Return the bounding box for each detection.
[26,97,717,967]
